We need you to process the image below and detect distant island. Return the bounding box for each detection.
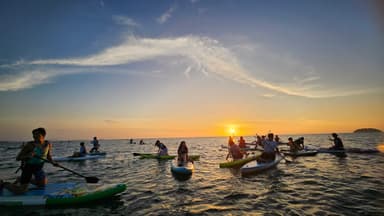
[353,128,383,133]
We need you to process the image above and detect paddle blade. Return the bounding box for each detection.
[85,177,99,183]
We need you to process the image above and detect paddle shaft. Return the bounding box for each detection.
[278,152,292,163]
[38,157,88,177]
[37,156,99,183]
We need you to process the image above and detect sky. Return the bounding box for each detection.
[0,0,383,141]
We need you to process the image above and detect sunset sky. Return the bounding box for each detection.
[0,0,383,140]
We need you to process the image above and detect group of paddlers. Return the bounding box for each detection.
[226,133,344,163]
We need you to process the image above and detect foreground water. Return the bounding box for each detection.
[0,133,383,215]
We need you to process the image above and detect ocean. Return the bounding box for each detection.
[0,133,383,215]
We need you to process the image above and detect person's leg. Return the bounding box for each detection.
[31,167,47,187]
[3,182,29,194]
[2,165,33,194]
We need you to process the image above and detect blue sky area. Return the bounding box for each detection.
[0,0,383,140]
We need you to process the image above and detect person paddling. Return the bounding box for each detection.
[329,133,344,150]
[73,142,87,157]
[238,136,246,149]
[0,127,58,194]
[287,137,304,152]
[226,141,244,161]
[90,136,100,153]
[155,140,168,156]
[257,133,279,163]
[177,141,189,165]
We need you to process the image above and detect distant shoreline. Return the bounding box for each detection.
[353,128,383,133]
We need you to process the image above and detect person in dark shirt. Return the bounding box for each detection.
[329,133,344,150]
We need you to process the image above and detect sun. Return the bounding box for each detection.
[229,128,236,136]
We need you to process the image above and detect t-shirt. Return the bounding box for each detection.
[263,140,278,153]
[334,137,344,150]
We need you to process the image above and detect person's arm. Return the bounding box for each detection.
[226,148,232,160]
[46,143,59,166]
[16,142,34,161]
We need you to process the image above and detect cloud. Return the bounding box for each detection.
[157,6,176,24]
[184,66,192,79]
[0,35,378,98]
[104,120,120,124]
[113,15,140,27]
[0,70,55,91]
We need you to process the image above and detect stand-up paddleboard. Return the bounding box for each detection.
[219,156,258,168]
[0,182,126,206]
[241,154,283,175]
[53,152,107,161]
[316,148,379,154]
[281,150,318,157]
[170,159,194,175]
[133,153,200,161]
[220,145,255,151]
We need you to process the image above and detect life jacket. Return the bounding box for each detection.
[26,141,51,165]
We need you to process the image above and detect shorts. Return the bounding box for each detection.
[20,163,46,185]
[159,149,168,156]
[259,152,276,162]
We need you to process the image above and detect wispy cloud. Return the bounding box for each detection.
[113,15,140,27]
[104,119,120,124]
[0,70,54,91]
[0,35,378,98]
[157,6,176,24]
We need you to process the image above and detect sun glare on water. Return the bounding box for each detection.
[378,143,384,153]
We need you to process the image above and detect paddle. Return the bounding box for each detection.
[37,156,99,183]
[278,152,292,163]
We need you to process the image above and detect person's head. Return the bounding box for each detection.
[180,141,186,147]
[32,127,46,142]
[155,140,160,146]
[332,133,338,138]
[80,142,85,146]
[267,133,274,140]
[93,137,97,140]
[288,137,293,142]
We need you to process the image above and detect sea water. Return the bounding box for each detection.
[0,133,383,215]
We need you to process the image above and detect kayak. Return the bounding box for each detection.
[281,150,318,157]
[0,182,126,206]
[219,156,258,168]
[316,148,379,154]
[240,154,283,175]
[133,153,200,161]
[170,159,194,175]
[53,152,107,162]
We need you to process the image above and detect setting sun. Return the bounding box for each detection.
[229,128,235,135]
